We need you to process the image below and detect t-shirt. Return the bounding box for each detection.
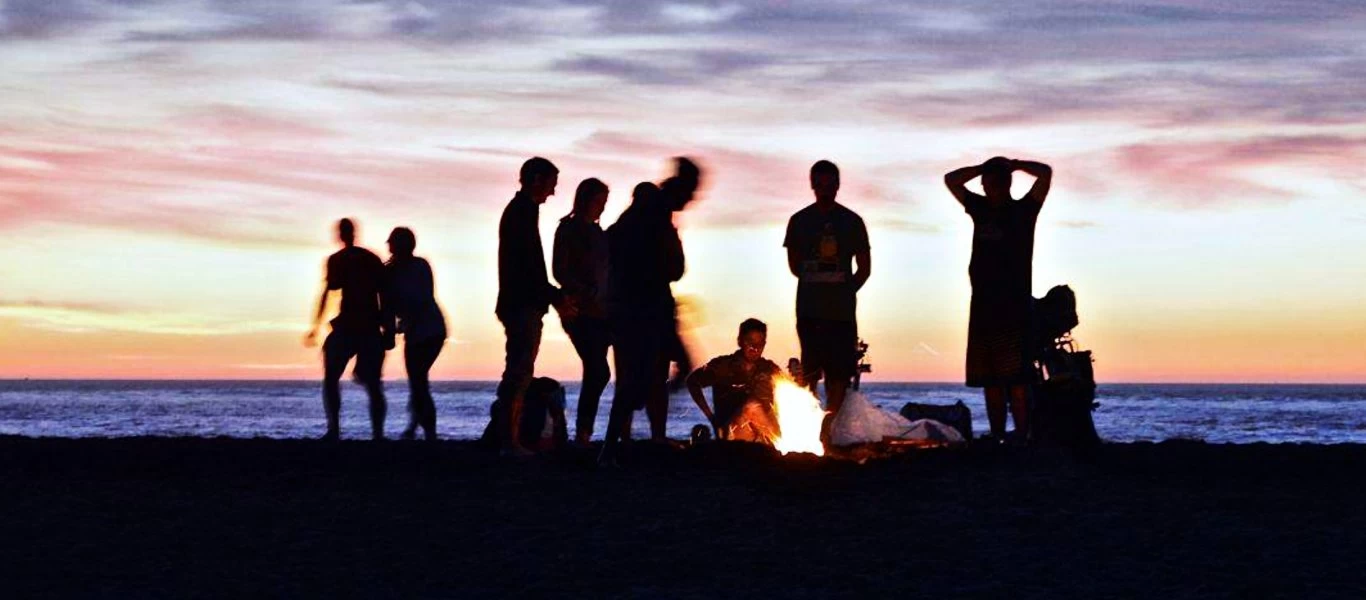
[783,203,869,322]
[690,351,781,426]
[384,257,447,342]
[963,193,1041,299]
[326,246,385,335]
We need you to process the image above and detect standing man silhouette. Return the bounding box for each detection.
[305,218,390,441]
[784,160,871,420]
[944,156,1052,443]
[494,157,576,456]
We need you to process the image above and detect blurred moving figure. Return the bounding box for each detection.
[384,227,447,442]
[305,218,390,441]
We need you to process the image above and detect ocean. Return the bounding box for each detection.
[1,380,1363,444]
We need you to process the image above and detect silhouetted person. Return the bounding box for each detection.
[686,318,782,443]
[494,157,576,457]
[944,156,1053,442]
[384,227,447,442]
[601,182,683,465]
[784,160,870,418]
[305,218,389,441]
[660,158,703,394]
[553,178,612,445]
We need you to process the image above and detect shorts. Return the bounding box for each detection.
[796,317,858,384]
[323,330,385,384]
[496,310,545,402]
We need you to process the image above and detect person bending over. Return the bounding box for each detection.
[686,319,782,443]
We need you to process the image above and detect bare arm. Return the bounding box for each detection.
[853,249,871,292]
[304,283,330,347]
[1013,159,1053,204]
[685,367,716,429]
[944,164,986,207]
[379,268,396,350]
[786,247,802,278]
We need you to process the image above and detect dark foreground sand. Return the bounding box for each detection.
[1,437,1363,598]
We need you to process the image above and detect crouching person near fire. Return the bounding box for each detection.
[686,319,782,443]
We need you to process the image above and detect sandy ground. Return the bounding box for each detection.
[1,437,1363,598]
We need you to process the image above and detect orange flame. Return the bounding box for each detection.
[771,377,827,456]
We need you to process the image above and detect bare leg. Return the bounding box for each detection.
[496,313,541,456]
[365,379,386,440]
[647,339,671,442]
[321,336,349,440]
[984,386,1008,438]
[1008,383,1031,440]
[826,379,849,416]
[322,377,342,440]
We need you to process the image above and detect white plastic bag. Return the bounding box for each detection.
[829,392,965,446]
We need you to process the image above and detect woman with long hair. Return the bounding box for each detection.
[384,227,448,441]
[552,178,612,445]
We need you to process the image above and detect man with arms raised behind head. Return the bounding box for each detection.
[305,218,390,441]
[494,157,576,456]
[784,160,871,420]
[944,156,1053,444]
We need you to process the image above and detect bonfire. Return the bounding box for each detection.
[770,377,827,456]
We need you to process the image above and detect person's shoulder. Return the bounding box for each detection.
[758,358,782,373]
[706,352,741,369]
[500,193,527,218]
[786,204,819,232]
[834,203,864,221]
[356,246,382,262]
[791,203,820,219]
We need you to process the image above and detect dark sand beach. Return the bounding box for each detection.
[1,437,1363,598]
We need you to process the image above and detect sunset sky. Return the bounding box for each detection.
[1,0,1364,382]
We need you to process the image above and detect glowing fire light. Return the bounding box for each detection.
[771,378,827,456]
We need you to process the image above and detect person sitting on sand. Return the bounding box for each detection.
[685,318,782,443]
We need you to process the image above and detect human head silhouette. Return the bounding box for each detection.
[387,227,416,260]
[981,156,1013,201]
[737,318,768,363]
[810,160,840,204]
[632,181,660,207]
[519,157,560,204]
[337,218,356,247]
[668,156,703,211]
[571,178,609,223]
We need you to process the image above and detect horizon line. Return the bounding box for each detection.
[2,378,1364,386]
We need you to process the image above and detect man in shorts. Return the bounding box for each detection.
[783,160,871,417]
[305,218,390,441]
